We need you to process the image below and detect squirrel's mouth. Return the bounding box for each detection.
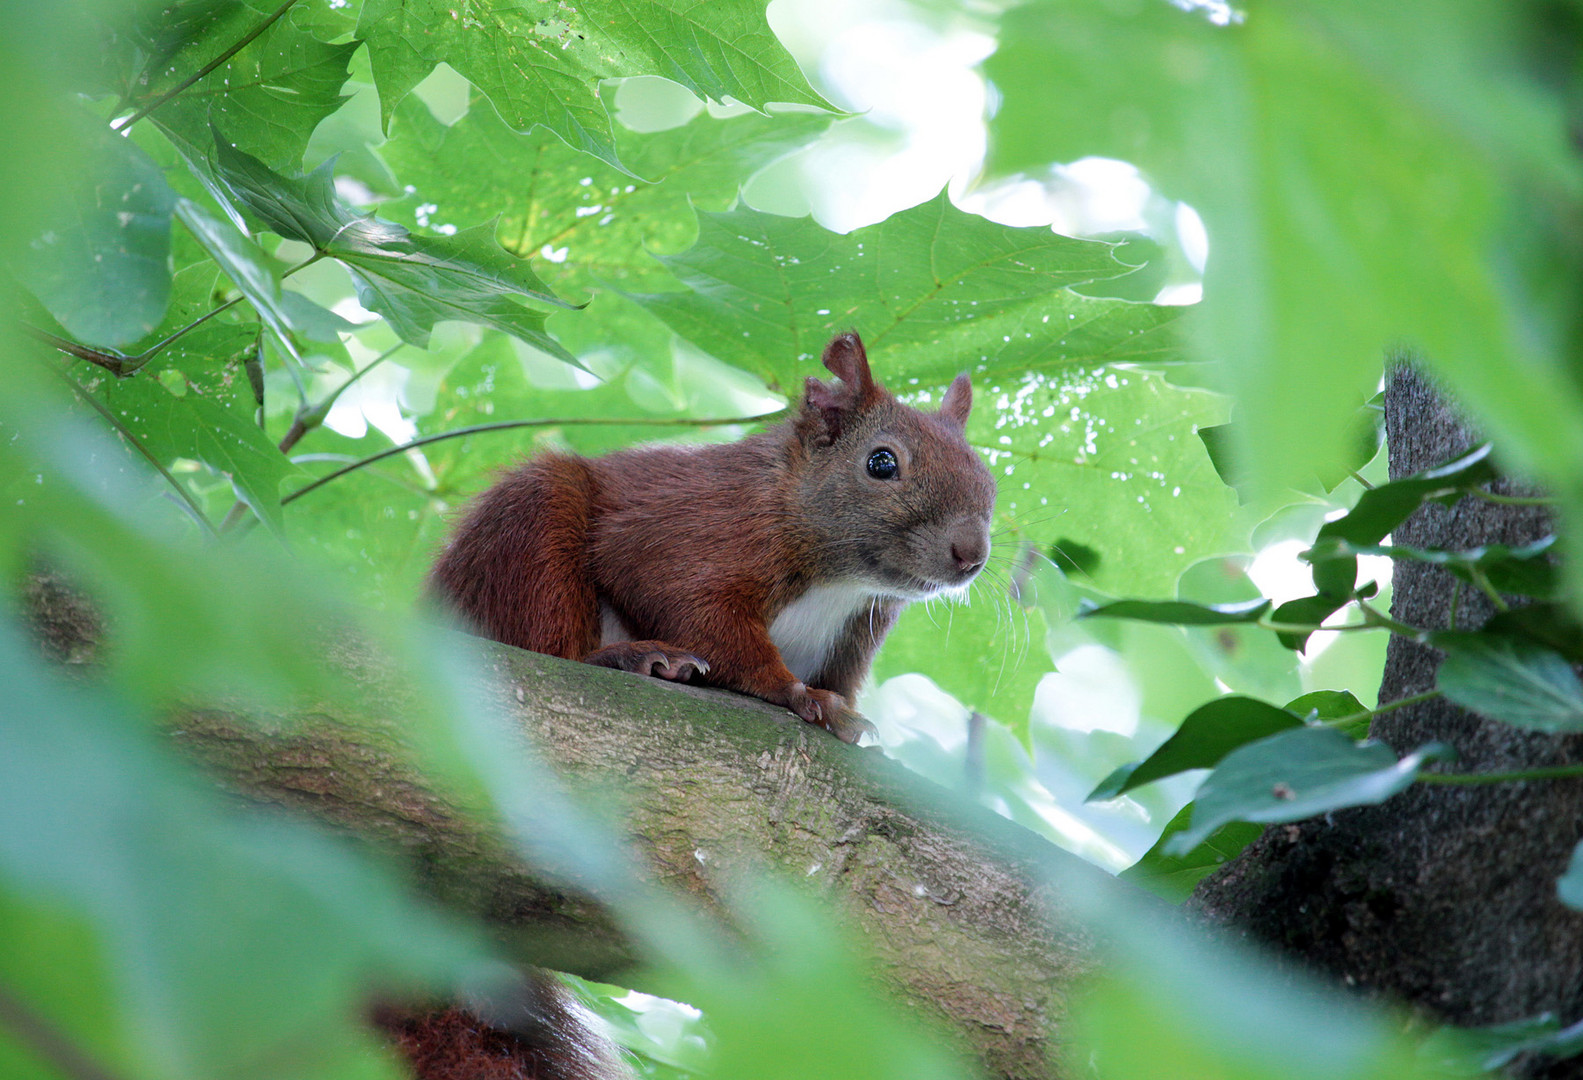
[891,570,977,602]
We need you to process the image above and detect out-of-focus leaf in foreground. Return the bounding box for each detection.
[985,0,1583,521]
[0,620,487,1080]
[19,108,176,347]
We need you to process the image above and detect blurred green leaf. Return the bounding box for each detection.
[20,109,175,347]
[984,1,1583,513]
[1166,728,1455,854]
[1421,1012,1583,1074]
[0,620,486,1080]
[1313,536,1560,601]
[1088,696,1302,801]
[668,883,971,1080]
[1436,635,1583,733]
[1483,603,1583,663]
[1175,557,1303,704]
[1199,398,1382,501]
[1559,841,1583,912]
[1118,803,1262,904]
[562,974,711,1077]
[356,0,831,170]
[871,586,1050,742]
[1069,884,1472,1080]
[1082,598,1270,626]
[77,357,303,535]
[212,135,579,360]
[630,194,1177,395]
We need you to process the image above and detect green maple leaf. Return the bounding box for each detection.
[212,133,579,360]
[628,193,1182,394]
[356,0,832,171]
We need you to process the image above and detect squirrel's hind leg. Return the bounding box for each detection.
[583,640,709,682]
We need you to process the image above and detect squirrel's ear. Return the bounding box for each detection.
[802,376,851,446]
[821,332,875,402]
[940,373,972,429]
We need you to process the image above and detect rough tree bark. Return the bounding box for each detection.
[22,582,1099,1080]
[1190,363,1583,1076]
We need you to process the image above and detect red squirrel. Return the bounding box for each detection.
[428,332,995,742]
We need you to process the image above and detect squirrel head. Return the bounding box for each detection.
[793,332,996,599]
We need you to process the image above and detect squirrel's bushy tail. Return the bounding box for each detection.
[428,455,602,658]
[375,972,633,1080]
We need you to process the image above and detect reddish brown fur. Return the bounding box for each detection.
[374,1003,627,1080]
[428,332,995,743]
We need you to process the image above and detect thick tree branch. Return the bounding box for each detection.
[150,631,1092,1080]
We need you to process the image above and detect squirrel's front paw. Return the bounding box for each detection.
[783,684,874,744]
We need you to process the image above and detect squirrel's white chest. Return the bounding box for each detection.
[769,582,880,685]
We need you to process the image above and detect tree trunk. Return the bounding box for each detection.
[72,615,1096,1080]
[1189,363,1583,1074]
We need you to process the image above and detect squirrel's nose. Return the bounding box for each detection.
[947,520,990,577]
[951,542,985,575]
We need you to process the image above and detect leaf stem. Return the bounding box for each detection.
[54,368,217,536]
[134,296,244,366]
[1258,619,1375,634]
[23,326,133,375]
[1468,566,1510,612]
[116,0,304,131]
[1465,488,1558,507]
[1358,599,1423,639]
[1419,762,1583,785]
[31,251,329,377]
[281,411,786,505]
[1324,689,1441,730]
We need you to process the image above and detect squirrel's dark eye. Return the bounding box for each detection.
[866,448,899,481]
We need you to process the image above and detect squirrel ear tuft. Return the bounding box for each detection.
[940,373,972,429]
[821,332,875,402]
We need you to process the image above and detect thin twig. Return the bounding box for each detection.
[220,343,410,530]
[117,0,304,130]
[130,296,244,369]
[1465,488,1558,508]
[279,341,407,455]
[281,411,786,506]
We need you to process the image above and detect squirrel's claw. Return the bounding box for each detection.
[783,684,873,744]
[585,641,709,683]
